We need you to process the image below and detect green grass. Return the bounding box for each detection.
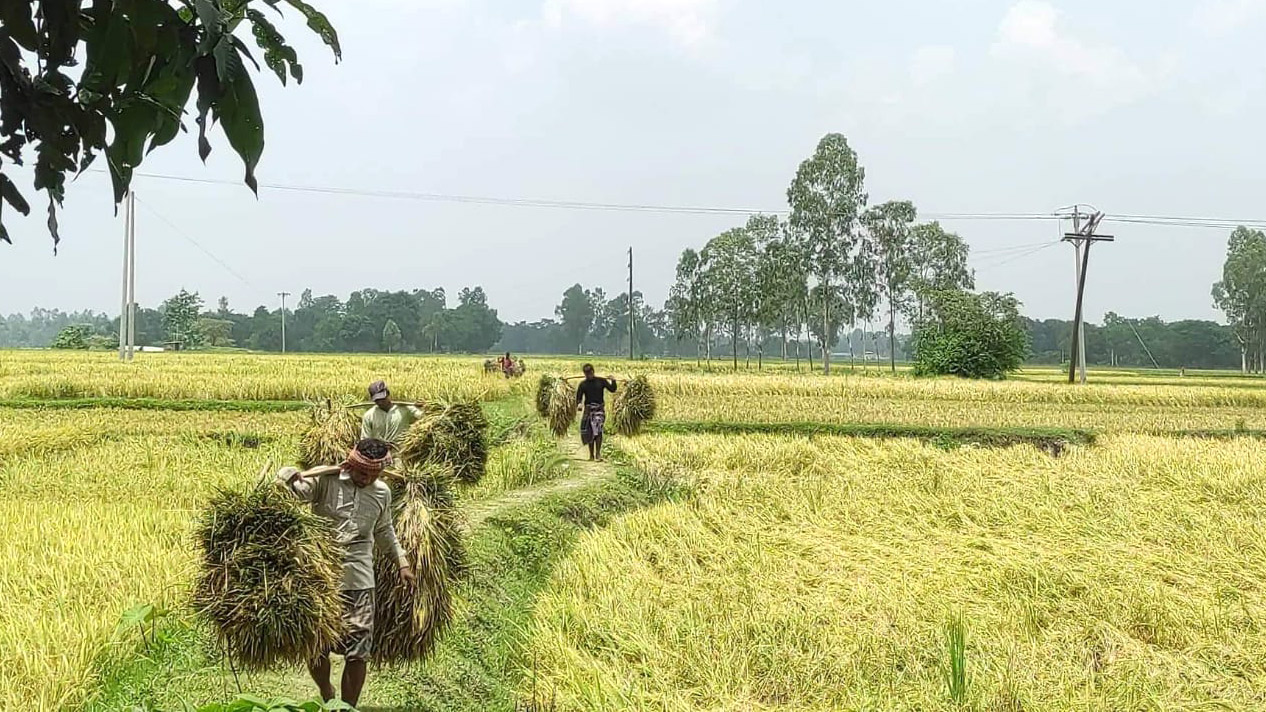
[650,420,1096,449]
[0,397,310,412]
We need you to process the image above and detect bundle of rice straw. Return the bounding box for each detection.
[611,375,657,436]
[397,401,489,484]
[535,375,556,418]
[546,377,576,437]
[193,479,344,670]
[373,466,467,664]
[298,399,361,469]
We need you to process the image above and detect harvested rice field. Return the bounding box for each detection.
[3,351,1266,710]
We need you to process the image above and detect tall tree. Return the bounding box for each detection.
[908,222,974,323]
[700,227,759,369]
[162,289,204,346]
[787,133,869,374]
[863,200,918,372]
[556,284,596,354]
[667,249,708,362]
[1213,227,1266,373]
[0,0,340,249]
[382,319,403,354]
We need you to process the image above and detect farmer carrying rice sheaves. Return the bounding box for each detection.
[361,380,424,446]
[277,438,416,707]
[576,364,616,462]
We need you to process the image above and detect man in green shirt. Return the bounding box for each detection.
[360,380,424,445]
[278,438,415,706]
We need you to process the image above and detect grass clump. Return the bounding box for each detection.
[192,480,344,671]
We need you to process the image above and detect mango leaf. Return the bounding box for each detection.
[0,1,40,51]
[280,0,340,61]
[213,44,264,193]
[0,173,31,216]
[193,54,222,162]
[245,9,301,85]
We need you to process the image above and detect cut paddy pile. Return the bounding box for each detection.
[543,377,577,437]
[298,399,360,469]
[193,479,344,670]
[398,401,489,484]
[373,466,467,663]
[610,375,656,436]
[535,375,555,418]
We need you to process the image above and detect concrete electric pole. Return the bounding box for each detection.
[1062,208,1114,384]
[278,291,291,353]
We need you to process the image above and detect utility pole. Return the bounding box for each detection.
[628,247,635,360]
[118,190,130,361]
[118,190,136,361]
[1063,208,1114,384]
[278,291,290,353]
[126,190,136,361]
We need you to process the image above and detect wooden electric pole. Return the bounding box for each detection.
[1064,209,1113,384]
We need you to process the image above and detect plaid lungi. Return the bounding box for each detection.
[580,403,606,445]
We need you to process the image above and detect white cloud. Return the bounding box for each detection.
[991,0,1166,119]
[540,0,717,48]
[1193,0,1266,35]
[909,45,956,86]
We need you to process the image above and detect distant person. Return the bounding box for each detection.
[499,352,514,378]
[277,438,415,707]
[360,380,424,446]
[575,364,617,462]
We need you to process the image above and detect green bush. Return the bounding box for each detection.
[51,325,92,350]
[912,289,1028,380]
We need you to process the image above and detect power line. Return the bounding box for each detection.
[132,195,261,294]
[109,168,1266,232]
[974,241,1061,271]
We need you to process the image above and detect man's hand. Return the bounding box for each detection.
[400,565,416,587]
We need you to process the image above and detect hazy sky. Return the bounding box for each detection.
[3,0,1264,325]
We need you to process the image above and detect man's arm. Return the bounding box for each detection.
[374,491,412,580]
[576,383,584,405]
[360,409,374,441]
[606,377,618,392]
[277,466,331,503]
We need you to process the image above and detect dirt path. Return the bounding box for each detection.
[464,444,613,529]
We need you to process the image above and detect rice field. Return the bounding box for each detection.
[4,350,1266,710]
[529,434,1266,710]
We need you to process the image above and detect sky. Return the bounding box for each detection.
[3,0,1265,325]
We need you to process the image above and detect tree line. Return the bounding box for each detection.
[26,286,503,354]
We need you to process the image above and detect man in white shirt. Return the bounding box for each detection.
[360,380,424,445]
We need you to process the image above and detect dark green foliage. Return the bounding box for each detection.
[913,289,1028,380]
[650,420,1094,451]
[0,0,339,250]
[193,481,344,671]
[51,324,91,349]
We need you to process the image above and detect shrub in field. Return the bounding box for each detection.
[912,289,1028,379]
[51,325,92,350]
